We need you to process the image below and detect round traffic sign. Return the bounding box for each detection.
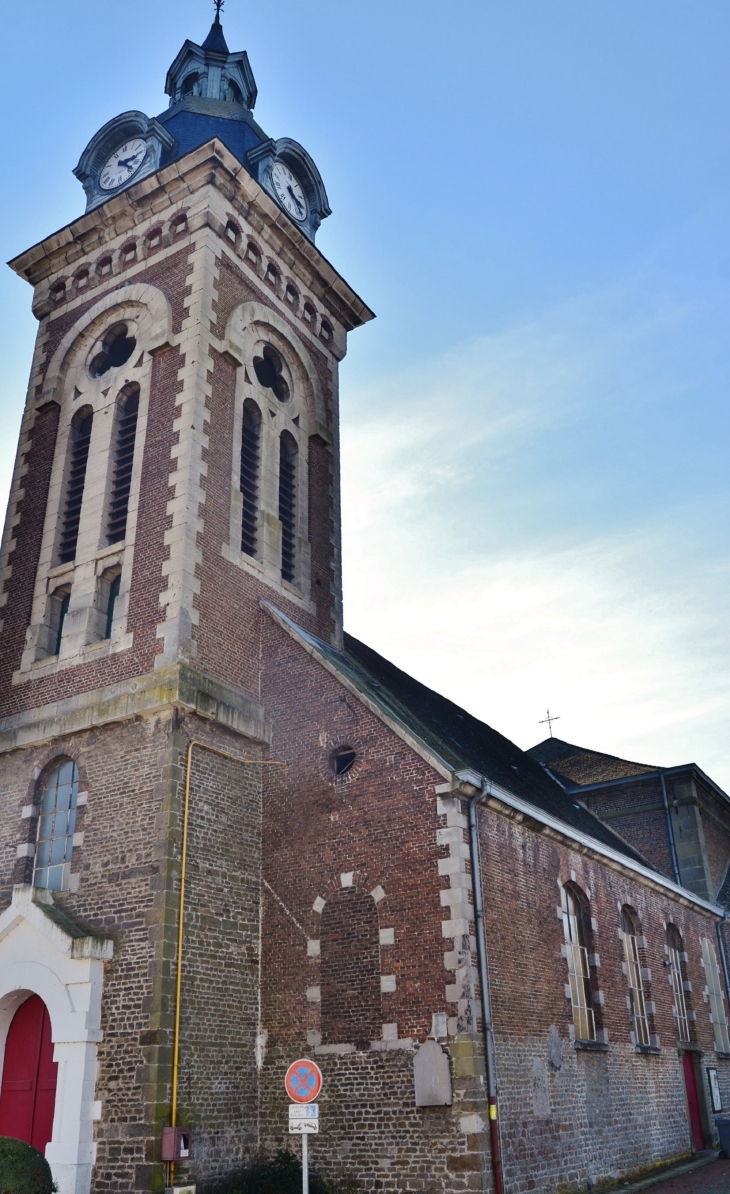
[285,1058,323,1103]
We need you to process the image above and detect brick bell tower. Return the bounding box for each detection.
[0,11,373,1194]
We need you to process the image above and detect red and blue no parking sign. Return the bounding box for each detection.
[285,1058,323,1104]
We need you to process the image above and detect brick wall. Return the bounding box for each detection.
[478,807,730,1193]
[0,710,265,1194]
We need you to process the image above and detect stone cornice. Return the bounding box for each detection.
[0,662,271,754]
[8,138,374,332]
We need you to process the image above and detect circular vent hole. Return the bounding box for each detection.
[331,747,357,777]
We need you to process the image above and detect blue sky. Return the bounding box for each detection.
[1,2,729,782]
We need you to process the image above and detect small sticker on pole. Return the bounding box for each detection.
[285,1058,323,1103]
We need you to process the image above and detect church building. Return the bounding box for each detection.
[0,14,728,1194]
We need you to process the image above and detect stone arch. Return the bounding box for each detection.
[39,283,173,409]
[225,300,328,432]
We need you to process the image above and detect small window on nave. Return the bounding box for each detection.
[561,883,596,1042]
[621,906,650,1047]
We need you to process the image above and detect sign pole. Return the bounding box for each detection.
[302,1131,308,1194]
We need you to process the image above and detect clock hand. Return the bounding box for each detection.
[286,185,304,214]
[117,154,143,169]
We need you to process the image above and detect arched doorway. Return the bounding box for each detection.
[0,995,57,1153]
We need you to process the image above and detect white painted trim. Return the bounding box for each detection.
[0,887,113,1194]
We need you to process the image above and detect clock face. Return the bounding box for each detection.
[270,162,308,222]
[99,138,148,191]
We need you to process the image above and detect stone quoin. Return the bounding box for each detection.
[1,12,730,1194]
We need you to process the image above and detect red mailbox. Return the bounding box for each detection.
[161,1127,192,1161]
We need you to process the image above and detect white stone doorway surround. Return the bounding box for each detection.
[0,886,113,1194]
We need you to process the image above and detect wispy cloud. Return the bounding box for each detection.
[341,269,730,786]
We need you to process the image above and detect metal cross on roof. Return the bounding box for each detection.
[539,708,560,737]
[214,0,224,21]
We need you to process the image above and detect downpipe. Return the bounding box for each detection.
[466,779,505,1194]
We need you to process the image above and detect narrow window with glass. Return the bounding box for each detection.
[668,925,691,1043]
[279,431,298,583]
[58,409,93,564]
[104,573,121,640]
[107,384,139,544]
[33,759,80,892]
[621,907,650,1046]
[701,937,730,1054]
[562,884,596,1041]
[240,399,261,556]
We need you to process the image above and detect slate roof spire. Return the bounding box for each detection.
[202,11,230,55]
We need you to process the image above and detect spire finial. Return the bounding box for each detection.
[214,0,224,23]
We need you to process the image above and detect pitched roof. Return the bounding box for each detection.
[263,603,653,870]
[526,737,658,786]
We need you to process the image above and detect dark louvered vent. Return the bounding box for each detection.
[279,431,298,583]
[58,411,93,564]
[240,400,261,556]
[107,386,139,544]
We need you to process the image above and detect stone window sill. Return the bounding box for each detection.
[680,1042,703,1054]
[635,1045,661,1055]
[574,1038,609,1052]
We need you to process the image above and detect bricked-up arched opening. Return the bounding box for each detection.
[321,888,381,1045]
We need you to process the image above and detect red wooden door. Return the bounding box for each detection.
[682,1052,704,1152]
[0,995,58,1153]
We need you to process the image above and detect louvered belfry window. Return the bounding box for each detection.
[58,410,93,564]
[107,386,139,544]
[240,400,261,556]
[279,431,298,583]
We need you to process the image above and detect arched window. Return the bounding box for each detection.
[226,78,242,104]
[561,883,595,1042]
[321,889,381,1044]
[107,384,139,544]
[58,408,93,564]
[33,759,80,891]
[621,906,650,1046]
[240,399,261,557]
[182,72,200,97]
[667,925,691,1043]
[279,432,298,583]
[701,937,730,1054]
